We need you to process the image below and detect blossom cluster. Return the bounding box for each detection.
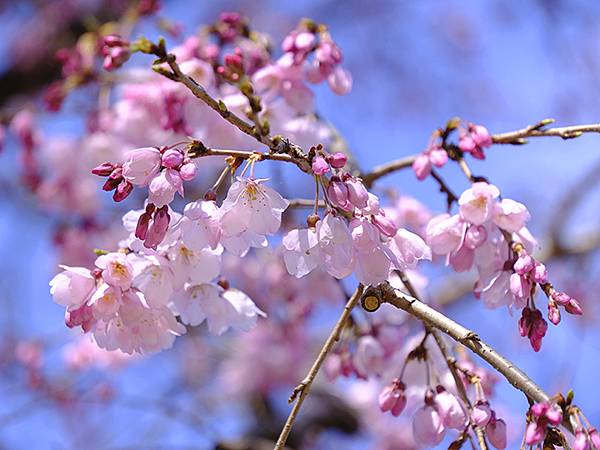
[425,181,582,350]
[49,174,292,354]
[284,151,432,285]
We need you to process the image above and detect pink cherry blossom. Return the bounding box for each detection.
[458,182,500,225]
[93,291,185,354]
[172,283,265,334]
[493,198,530,232]
[387,228,432,271]
[353,335,385,378]
[148,169,183,207]
[95,252,134,289]
[168,242,222,288]
[122,147,162,186]
[426,213,464,255]
[49,265,95,308]
[179,200,222,251]
[412,404,446,447]
[434,389,467,429]
[219,177,289,255]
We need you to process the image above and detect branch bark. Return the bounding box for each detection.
[361,282,550,403]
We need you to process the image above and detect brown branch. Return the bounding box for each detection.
[430,168,459,211]
[491,119,600,144]
[156,54,311,174]
[274,285,364,450]
[361,155,417,187]
[362,282,550,403]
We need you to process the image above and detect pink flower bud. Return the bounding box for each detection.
[531,402,548,418]
[144,206,170,249]
[135,211,152,240]
[574,431,590,450]
[327,152,347,169]
[413,405,446,447]
[295,32,315,51]
[429,146,448,167]
[486,418,507,450]
[548,301,561,325]
[378,379,406,417]
[519,308,533,338]
[552,291,571,306]
[102,167,123,191]
[311,155,330,175]
[435,390,466,429]
[371,214,398,238]
[510,273,530,300]
[327,179,352,211]
[589,428,600,449]
[179,162,197,181]
[532,262,548,283]
[113,180,133,202]
[545,404,562,426]
[327,66,353,95]
[565,298,583,315]
[525,421,545,445]
[514,254,534,275]
[472,401,492,427]
[91,162,116,176]
[412,153,432,180]
[161,148,184,168]
[464,224,487,249]
[345,178,369,208]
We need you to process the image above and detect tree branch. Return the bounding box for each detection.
[274,285,364,450]
[361,155,417,187]
[491,119,600,144]
[361,282,550,403]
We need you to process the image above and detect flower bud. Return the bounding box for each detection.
[371,214,398,238]
[574,431,590,450]
[179,162,197,181]
[346,178,369,208]
[486,417,507,450]
[472,401,492,427]
[311,155,330,175]
[161,148,184,168]
[144,206,170,249]
[565,298,583,315]
[327,178,352,211]
[327,152,347,169]
[91,162,116,176]
[113,180,133,202]
[547,300,561,325]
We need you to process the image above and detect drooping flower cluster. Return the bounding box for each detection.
[425,181,581,350]
[284,151,431,285]
[49,174,290,354]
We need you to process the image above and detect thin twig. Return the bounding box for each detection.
[287,198,327,208]
[430,168,459,211]
[274,285,364,450]
[492,119,600,144]
[397,272,488,450]
[361,155,417,187]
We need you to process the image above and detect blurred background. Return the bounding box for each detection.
[0,0,599,449]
